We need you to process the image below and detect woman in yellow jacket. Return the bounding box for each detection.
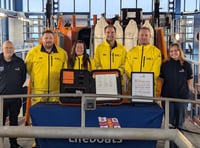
[68,40,96,71]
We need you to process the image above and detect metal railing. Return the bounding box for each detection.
[194,84,200,126]
[0,93,199,148]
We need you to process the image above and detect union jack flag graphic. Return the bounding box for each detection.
[98,117,121,128]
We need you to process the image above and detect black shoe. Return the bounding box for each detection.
[10,143,23,148]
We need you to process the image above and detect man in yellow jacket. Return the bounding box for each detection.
[25,29,68,105]
[94,25,127,91]
[125,27,161,96]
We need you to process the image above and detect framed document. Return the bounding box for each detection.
[131,72,154,102]
[95,74,119,101]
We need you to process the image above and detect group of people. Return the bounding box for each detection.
[0,24,193,148]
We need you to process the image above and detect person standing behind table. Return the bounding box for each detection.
[25,29,68,105]
[94,25,127,91]
[0,41,26,148]
[125,26,162,96]
[68,40,96,71]
[159,43,193,130]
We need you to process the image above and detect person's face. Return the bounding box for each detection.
[75,43,84,56]
[105,27,116,43]
[42,33,54,50]
[2,42,14,62]
[138,29,151,45]
[169,45,180,61]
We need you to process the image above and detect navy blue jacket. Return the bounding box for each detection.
[0,53,26,101]
[159,59,193,99]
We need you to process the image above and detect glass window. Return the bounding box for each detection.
[91,0,105,18]
[43,0,47,12]
[75,0,89,12]
[2,0,5,9]
[106,0,120,18]
[181,0,185,11]
[137,0,152,12]
[10,0,13,10]
[23,0,27,12]
[6,0,9,10]
[29,0,42,12]
[185,0,196,11]
[60,0,74,12]
[160,0,168,12]
[0,19,3,49]
[122,0,136,9]
[1,0,5,9]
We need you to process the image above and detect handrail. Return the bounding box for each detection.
[0,127,194,148]
[0,93,199,104]
[0,93,198,148]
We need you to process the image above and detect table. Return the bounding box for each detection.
[30,102,163,148]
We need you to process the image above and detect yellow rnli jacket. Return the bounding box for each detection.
[25,44,68,104]
[94,40,127,78]
[73,55,96,72]
[125,44,161,96]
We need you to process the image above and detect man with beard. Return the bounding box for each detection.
[25,29,68,105]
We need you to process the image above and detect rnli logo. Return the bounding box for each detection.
[14,67,20,71]
[146,57,152,60]
[98,117,121,128]
[55,57,61,60]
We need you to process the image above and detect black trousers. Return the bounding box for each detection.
[3,99,22,144]
[162,101,186,148]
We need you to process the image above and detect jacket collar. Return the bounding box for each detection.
[138,44,151,48]
[41,44,58,53]
[170,58,180,63]
[0,53,18,63]
[76,55,84,59]
[104,40,117,49]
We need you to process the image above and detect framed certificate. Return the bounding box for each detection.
[96,74,117,95]
[131,72,154,102]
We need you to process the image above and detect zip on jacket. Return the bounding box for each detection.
[140,46,144,72]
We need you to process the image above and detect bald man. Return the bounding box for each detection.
[0,40,26,148]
